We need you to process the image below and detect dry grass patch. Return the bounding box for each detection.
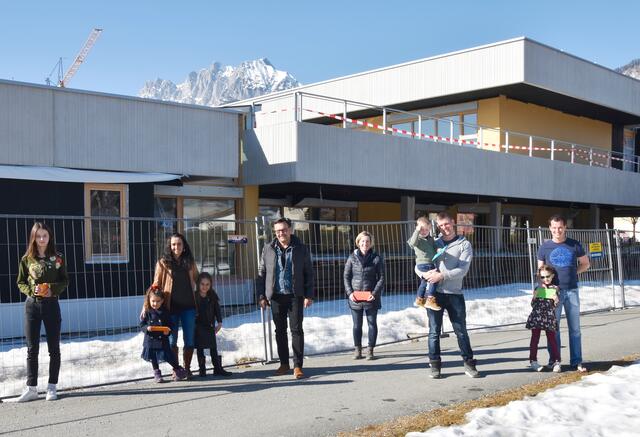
[338,354,640,437]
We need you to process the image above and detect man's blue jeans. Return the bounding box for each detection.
[549,288,582,366]
[427,293,473,361]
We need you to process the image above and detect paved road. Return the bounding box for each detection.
[1,308,639,437]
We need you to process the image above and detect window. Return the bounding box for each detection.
[153,197,237,276]
[456,213,476,237]
[84,184,128,263]
[390,110,477,142]
[391,121,414,137]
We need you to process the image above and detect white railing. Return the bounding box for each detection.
[249,92,639,173]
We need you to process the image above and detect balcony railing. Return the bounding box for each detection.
[248,91,640,173]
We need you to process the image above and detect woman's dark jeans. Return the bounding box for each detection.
[24,297,62,386]
[351,307,378,348]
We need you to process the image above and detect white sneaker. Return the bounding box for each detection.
[552,361,562,373]
[529,361,543,372]
[45,384,57,401]
[16,386,38,402]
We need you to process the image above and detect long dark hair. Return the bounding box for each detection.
[24,222,57,259]
[161,233,195,270]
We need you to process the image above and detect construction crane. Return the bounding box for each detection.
[46,28,102,88]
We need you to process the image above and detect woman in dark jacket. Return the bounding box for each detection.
[344,231,384,360]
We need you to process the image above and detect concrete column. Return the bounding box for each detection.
[489,201,503,252]
[589,205,601,229]
[400,196,415,222]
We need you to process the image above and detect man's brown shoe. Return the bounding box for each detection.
[293,367,305,379]
[274,364,291,376]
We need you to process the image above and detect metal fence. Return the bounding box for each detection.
[1,215,638,398]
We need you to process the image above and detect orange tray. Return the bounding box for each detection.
[352,291,373,302]
[148,326,170,335]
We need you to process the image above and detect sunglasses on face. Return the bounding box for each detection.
[540,274,553,279]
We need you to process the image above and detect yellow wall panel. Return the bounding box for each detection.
[498,96,611,150]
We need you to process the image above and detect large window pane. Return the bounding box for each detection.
[420,119,436,137]
[391,121,414,137]
[437,115,460,139]
[462,113,478,136]
[90,190,121,255]
[183,199,236,276]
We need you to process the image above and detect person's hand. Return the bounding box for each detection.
[349,293,356,302]
[424,269,443,284]
[215,324,222,334]
[164,328,171,336]
[147,326,152,332]
[304,298,313,308]
[259,298,269,310]
[367,294,375,302]
[553,295,559,305]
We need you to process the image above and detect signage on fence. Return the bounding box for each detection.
[527,238,537,244]
[589,242,603,259]
[228,234,248,244]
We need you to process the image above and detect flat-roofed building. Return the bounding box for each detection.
[229,37,640,229]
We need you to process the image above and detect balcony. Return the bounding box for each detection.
[242,92,640,208]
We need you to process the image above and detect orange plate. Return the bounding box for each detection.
[352,291,373,302]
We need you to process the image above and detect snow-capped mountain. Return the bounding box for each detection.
[616,59,640,80]
[139,58,300,106]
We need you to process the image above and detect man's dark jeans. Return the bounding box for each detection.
[427,292,473,361]
[270,294,304,368]
[24,297,62,386]
[350,307,378,348]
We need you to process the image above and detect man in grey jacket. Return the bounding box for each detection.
[257,218,314,379]
[421,212,478,378]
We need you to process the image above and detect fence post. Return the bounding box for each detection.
[550,140,555,161]
[605,224,616,309]
[382,107,387,135]
[478,127,483,149]
[294,92,299,122]
[505,131,509,153]
[256,216,275,362]
[529,136,533,157]
[571,144,575,163]
[526,221,535,290]
[418,115,422,138]
[614,229,626,309]
[343,100,347,129]
[450,120,454,144]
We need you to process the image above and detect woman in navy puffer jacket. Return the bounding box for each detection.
[343,231,385,360]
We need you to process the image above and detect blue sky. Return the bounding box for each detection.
[2,0,639,97]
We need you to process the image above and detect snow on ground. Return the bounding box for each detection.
[408,362,640,437]
[1,282,638,398]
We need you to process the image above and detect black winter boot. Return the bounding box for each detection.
[213,355,232,377]
[197,355,207,377]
